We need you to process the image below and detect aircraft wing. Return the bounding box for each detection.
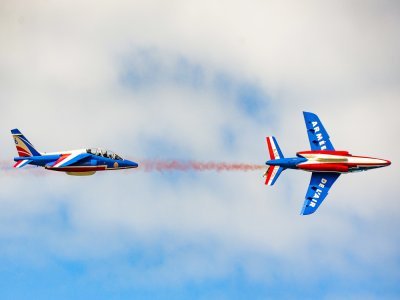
[303,111,335,151]
[301,172,340,215]
[48,153,92,168]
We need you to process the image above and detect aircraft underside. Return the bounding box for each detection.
[264,112,390,215]
[295,152,390,173]
[46,165,135,175]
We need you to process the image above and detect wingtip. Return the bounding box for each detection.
[300,205,306,215]
[303,111,316,116]
[300,205,315,216]
[11,128,21,134]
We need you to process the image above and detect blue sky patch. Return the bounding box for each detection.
[119,50,271,123]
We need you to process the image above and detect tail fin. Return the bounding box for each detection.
[11,129,41,157]
[266,136,284,160]
[265,136,285,185]
[264,166,284,186]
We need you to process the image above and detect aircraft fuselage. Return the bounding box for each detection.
[14,148,138,176]
[267,150,391,173]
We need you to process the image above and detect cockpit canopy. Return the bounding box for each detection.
[86,148,123,160]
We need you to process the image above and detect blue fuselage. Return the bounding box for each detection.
[14,151,138,174]
[266,157,307,169]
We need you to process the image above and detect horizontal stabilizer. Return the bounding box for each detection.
[13,159,32,168]
[264,166,285,186]
[266,136,284,159]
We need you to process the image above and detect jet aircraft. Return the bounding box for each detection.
[11,129,138,176]
[264,112,391,215]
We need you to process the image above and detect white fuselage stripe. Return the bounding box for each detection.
[298,153,388,167]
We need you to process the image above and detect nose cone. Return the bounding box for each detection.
[385,159,391,166]
[125,160,139,168]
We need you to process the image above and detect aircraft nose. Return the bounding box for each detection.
[126,160,139,168]
[385,159,391,166]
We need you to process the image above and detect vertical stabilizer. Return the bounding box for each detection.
[11,129,41,157]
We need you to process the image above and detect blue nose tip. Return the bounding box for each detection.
[126,160,139,168]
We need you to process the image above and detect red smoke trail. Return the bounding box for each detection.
[139,159,266,172]
[0,161,47,176]
[0,161,13,172]
[0,160,266,175]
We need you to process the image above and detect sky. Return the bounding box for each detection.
[0,0,399,299]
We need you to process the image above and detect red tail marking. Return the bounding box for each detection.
[16,146,30,157]
[266,137,275,160]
